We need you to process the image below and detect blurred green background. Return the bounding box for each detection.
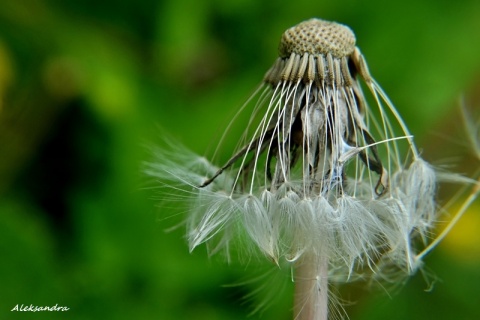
[1,0,479,319]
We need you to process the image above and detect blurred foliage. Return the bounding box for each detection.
[0,0,479,319]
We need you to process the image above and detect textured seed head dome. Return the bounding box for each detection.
[279,18,356,58]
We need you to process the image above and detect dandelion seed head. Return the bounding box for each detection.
[148,18,441,286]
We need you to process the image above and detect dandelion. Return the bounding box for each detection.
[147,18,445,319]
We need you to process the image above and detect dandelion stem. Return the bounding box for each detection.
[294,254,328,320]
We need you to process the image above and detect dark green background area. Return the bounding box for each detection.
[1,0,479,319]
